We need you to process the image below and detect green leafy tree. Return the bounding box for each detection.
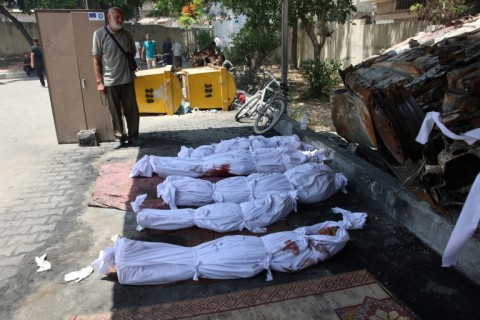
[289,0,356,59]
[151,0,188,17]
[410,0,478,25]
[152,0,207,26]
[207,0,356,59]
[1,0,145,47]
[300,57,343,97]
[0,0,32,45]
[19,0,144,20]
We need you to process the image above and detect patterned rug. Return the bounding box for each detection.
[74,270,418,320]
[89,161,225,211]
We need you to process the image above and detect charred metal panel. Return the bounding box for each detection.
[330,88,377,149]
[331,15,480,209]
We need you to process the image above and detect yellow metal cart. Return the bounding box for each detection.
[180,66,236,111]
[134,65,183,115]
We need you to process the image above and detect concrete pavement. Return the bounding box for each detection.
[0,75,479,319]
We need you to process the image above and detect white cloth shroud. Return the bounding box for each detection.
[414,112,480,267]
[91,209,367,285]
[177,134,312,158]
[130,147,328,178]
[442,173,480,267]
[133,191,298,233]
[415,111,480,145]
[157,163,348,209]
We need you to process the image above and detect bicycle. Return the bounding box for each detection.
[234,69,288,134]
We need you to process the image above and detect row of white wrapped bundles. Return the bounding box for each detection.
[92,208,366,285]
[157,163,348,209]
[177,134,313,158]
[132,191,297,233]
[130,147,329,178]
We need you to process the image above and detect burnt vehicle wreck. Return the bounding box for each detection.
[331,15,480,216]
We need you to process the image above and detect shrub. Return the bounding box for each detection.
[300,58,343,97]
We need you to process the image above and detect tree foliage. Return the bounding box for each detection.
[300,57,343,97]
[151,0,189,17]
[208,0,356,59]
[0,0,145,48]
[410,0,479,25]
[11,0,144,20]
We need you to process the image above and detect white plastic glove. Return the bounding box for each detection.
[35,253,52,272]
[64,266,94,283]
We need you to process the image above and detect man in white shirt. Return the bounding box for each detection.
[173,41,182,68]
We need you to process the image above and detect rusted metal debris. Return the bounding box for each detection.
[331,15,480,210]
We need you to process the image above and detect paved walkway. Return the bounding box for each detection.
[1,76,479,320]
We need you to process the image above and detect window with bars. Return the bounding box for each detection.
[396,0,426,10]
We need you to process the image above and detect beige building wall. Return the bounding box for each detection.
[295,20,429,67]
[0,22,39,56]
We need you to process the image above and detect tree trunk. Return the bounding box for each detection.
[291,21,298,69]
[298,12,322,59]
[0,5,32,46]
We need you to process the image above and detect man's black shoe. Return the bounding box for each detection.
[128,137,143,147]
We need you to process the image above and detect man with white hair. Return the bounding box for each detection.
[92,7,142,149]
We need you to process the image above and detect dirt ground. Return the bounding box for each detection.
[247,64,336,133]
[284,68,336,133]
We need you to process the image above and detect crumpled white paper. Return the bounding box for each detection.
[64,266,94,283]
[35,253,51,272]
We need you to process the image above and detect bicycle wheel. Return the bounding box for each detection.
[235,92,262,122]
[253,97,287,134]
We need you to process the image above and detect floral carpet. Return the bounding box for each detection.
[75,269,418,320]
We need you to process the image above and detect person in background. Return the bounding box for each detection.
[92,7,142,149]
[172,40,182,68]
[134,37,141,70]
[23,51,33,76]
[218,53,234,71]
[162,37,173,65]
[142,33,157,69]
[190,51,204,67]
[30,37,46,87]
[203,48,213,65]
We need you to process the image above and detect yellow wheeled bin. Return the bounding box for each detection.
[181,66,236,111]
[134,65,183,115]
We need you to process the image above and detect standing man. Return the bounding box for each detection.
[172,40,182,68]
[134,36,141,70]
[30,37,46,87]
[92,7,142,149]
[162,37,173,65]
[141,33,157,69]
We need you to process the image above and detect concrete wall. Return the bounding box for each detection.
[0,22,39,56]
[296,20,429,67]
[2,20,429,66]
